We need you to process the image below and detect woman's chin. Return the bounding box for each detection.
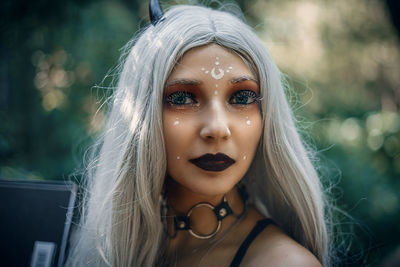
[181,180,237,198]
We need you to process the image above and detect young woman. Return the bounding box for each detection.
[66,1,332,266]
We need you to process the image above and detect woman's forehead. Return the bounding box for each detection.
[168,44,254,82]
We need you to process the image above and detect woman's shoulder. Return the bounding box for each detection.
[238,210,321,267]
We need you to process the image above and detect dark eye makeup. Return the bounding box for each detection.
[165,91,197,106]
[164,89,259,107]
[229,90,259,105]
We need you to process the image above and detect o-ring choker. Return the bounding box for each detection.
[175,195,232,239]
[161,185,248,240]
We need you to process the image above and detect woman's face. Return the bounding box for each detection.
[163,44,262,196]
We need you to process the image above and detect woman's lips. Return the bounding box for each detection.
[189,153,235,172]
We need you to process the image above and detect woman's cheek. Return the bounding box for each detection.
[163,112,190,158]
[238,111,262,150]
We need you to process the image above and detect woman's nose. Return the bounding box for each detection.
[199,101,231,141]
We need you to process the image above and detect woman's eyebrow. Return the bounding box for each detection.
[165,79,202,88]
[230,76,258,84]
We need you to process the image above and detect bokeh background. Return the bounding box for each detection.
[1,0,399,265]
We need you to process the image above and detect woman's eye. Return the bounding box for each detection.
[230,90,259,105]
[165,91,197,106]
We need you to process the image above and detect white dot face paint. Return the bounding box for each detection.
[215,84,218,88]
[214,90,218,95]
[176,156,181,160]
[243,155,247,160]
[173,119,180,126]
[200,56,233,80]
[246,116,251,126]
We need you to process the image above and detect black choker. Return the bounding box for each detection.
[161,185,248,240]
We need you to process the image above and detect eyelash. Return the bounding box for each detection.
[164,90,259,106]
[229,90,259,105]
[165,91,197,106]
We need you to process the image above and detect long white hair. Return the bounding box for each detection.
[66,5,332,266]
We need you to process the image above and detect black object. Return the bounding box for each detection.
[229,218,275,267]
[173,195,234,239]
[386,0,400,39]
[162,184,249,240]
[0,179,77,267]
[149,0,164,26]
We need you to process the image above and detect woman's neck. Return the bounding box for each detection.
[164,177,245,235]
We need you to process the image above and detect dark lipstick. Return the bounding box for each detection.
[189,153,235,172]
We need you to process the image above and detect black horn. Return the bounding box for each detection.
[149,0,164,26]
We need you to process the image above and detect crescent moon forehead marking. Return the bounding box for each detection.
[211,67,224,80]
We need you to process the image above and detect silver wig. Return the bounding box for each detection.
[66,5,332,266]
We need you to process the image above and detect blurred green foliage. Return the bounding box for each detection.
[1,0,399,265]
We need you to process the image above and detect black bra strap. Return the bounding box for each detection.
[229,218,275,267]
